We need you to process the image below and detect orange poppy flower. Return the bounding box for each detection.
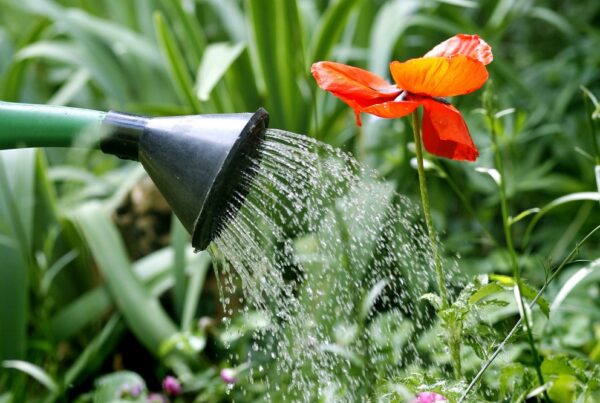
[311,34,493,161]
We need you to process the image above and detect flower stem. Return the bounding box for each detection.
[411,111,448,307]
[411,111,461,378]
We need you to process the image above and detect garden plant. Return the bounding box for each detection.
[1,0,600,402]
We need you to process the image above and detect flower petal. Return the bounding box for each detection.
[362,100,420,119]
[420,98,478,161]
[312,61,401,125]
[424,34,493,65]
[390,56,488,97]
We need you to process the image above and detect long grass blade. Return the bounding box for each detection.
[245,0,308,132]
[171,216,188,321]
[308,0,363,64]
[154,11,202,113]
[0,149,36,362]
[195,42,245,102]
[70,202,177,355]
[181,252,211,331]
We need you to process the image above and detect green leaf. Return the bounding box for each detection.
[550,259,600,314]
[519,283,549,318]
[157,0,207,68]
[524,192,600,245]
[245,0,308,132]
[195,42,246,102]
[547,374,581,402]
[62,315,125,390]
[468,283,506,305]
[488,275,549,317]
[48,69,91,106]
[360,279,388,321]
[2,360,58,392]
[50,287,111,341]
[154,11,202,113]
[93,371,147,403]
[69,202,177,355]
[368,0,420,76]
[488,274,516,286]
[308,0,364,63]
[420,293,443,310]
[159,331,206,357]
[0,149,36,362]
[541,355,579,378]
[509,207,540,226]
[181,252,211,331]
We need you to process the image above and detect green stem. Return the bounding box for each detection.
[487,112,549,401]
[411,111,461,377]
[0,101,105,150]
[411,111,448,307]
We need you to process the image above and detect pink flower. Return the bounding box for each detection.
[148,393,167,403]
[413,391,448,403]
[162,375,182,396]
[220,368,237,384]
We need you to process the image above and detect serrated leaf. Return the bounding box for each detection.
[519,283,550,318]
[420,293,443,310]
[489,274,514,286]
[469,283,506,305]
[541,355,578,378]
[488,275,549,317]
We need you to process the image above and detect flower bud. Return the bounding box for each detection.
[162,375,182,396]
[220,368,237,384]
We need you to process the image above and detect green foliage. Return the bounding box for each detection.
[0,0,599,402]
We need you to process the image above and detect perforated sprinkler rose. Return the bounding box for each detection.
[311,34,492,161]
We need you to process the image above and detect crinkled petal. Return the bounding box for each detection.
[421,98,478,161]
[390,56,488,97]
[312,61,401,125]
[362,100,420,119]
[425,34,493,65]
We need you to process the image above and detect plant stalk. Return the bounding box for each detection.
[411,111,461,377]
[411,111,448,307]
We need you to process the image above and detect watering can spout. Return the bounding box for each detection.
[101,108,269,250]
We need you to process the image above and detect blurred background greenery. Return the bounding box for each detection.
[0,0,599,401]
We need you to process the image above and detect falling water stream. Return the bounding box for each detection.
[209,129,447,401]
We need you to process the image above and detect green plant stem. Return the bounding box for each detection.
[488,112,549,401]
[411,112,448,308]
[411,111,461,378]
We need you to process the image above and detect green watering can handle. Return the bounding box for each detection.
[0,101,106,150]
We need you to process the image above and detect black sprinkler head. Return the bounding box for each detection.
[100,108,269,250]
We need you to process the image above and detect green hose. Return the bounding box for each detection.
[0,101,106,150]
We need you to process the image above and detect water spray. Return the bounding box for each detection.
[0,101,269,249]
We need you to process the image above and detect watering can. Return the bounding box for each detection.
[0,101,269,249]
